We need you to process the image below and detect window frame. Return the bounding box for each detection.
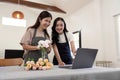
[72,30,81,49]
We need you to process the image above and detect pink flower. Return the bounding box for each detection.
[45,40,51,44]
[38,66,42,70]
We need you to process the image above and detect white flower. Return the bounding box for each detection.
[45,40,51,44]
[38,40,45,47]
[38,40,51,48]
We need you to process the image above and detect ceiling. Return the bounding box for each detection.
[0,0,93,14]
[26,0,93,14]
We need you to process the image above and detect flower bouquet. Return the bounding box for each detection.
[25,40,53,71]
[37,40,51,59]
[25,58,53,71]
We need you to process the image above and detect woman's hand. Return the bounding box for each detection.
[46,43,51,54]
[73,52,76,56]
[58,61,65,66]
[46,47,51,54]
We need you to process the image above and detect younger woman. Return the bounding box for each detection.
[52,17,76,65]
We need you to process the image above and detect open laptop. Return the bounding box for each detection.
[59,48,98,69]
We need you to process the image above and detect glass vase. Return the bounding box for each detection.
[41,47,46,60]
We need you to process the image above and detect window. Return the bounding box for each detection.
[2,17,26,27]
[118,15,120,55]
[117,15,120,55]
[114,14,120,56]
[73,30,81,49]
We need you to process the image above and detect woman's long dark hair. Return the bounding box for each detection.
[28,11,52,38]
[52,17,68,45]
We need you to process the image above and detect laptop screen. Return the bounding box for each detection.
[72,48,98,69]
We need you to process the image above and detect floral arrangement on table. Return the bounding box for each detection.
[25,58,53,70]
[25,40,53,71]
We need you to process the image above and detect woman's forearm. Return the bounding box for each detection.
[22,44,38,50]
[53,45,62,63]
[70,41,76,55]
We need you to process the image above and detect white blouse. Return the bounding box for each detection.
[59,32,74,43]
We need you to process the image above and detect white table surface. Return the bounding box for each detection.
[0,66,120,80]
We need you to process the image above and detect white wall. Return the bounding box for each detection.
[64,0,120,67]
[0,3,65,62]
[100,0,120,67]
[65,0,104,60]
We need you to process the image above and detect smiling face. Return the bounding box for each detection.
[40,17,52,30]
[55,20,64,34]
